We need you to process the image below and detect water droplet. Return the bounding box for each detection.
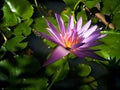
[42,16,45,18]
[48,46,50,49]
[1,88,4,90]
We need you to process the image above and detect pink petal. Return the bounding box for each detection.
[55,13,66,35]
[35,31,63,46]
[75,17,82,32]
[83,33,100,43]
[72,49,88,58]
[83,25,98,38]
[84,30,106,43]
[43,46,70,66]
[78,20,91,34]
[71,42,85,49]
[46,28,62,43]
[68,15,74,31]
[46,20,62,40]
[80,41,103,48]
[97,34,107,39]
[72,49,104,60]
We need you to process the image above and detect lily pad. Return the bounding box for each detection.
[77,64,91,77]
[5,0,33,19]
[94,31,120,60]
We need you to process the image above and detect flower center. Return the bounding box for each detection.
[66,41,71,48]
[63,30,80,49]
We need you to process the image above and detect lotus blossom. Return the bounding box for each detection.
[36,13,106,66]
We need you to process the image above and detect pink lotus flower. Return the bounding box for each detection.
[36,14,106,66]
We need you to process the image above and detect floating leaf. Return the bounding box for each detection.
[33,17,47,33]
[94,31,120,59]
[0,59,22,77]
[83,76,98,90]
[77,64,91,77]
[85,0,99,8]
[45,58,69,89]
[5,36,27,52]
[0,46,6,59]
[5,0,33,19]
[33,17,58,47]
[0,3,18,27]
[33,17,58,34]
[79,85,92,90]
[102,0,120,14]
[0,71,8,81]
[63,0,80,10]
[14,55,40,74]
[13,21,32,36]
[112,13,120,30]
[23,78,48,90]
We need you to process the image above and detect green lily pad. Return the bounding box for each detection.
[63,0,80,10]
[77,64,91,77]
[0,3,18,27]
[13,21,32,36]
[5,0,33,19]
[5,36,27,52]
[85,0,99,8]
[79,85,92,90]
[94,31,120,60]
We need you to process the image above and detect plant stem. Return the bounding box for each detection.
[34,0,38,8]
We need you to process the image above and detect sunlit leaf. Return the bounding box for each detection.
[101,0,120,14]
[5,36,27,52]
[85,0,99,8]
[0,27,12,38]
[77,64,91,77]
[94,31,120,59]
[13,21,32,36]
[76,10,88,24]
[24,18,33,26]
[33,17,59,47]
[112,13,120,30]
[5,0,33,19]
[61,7,72,22]
[33,17,58,33]
[0,3,18,27]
